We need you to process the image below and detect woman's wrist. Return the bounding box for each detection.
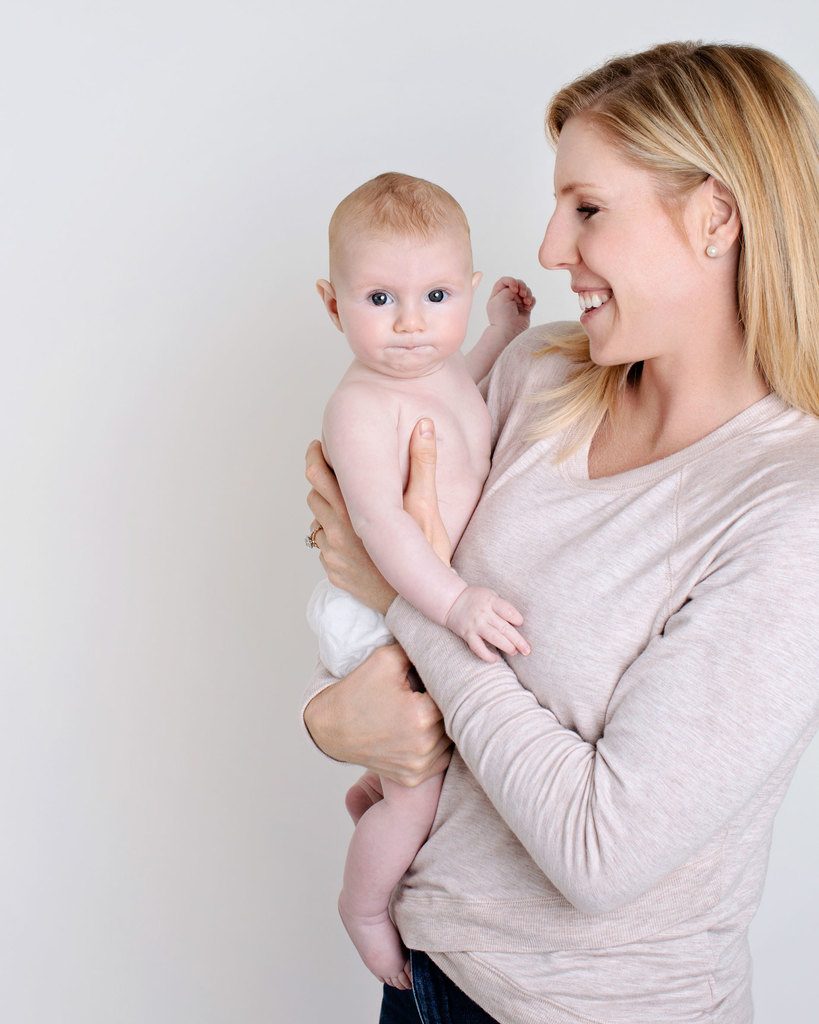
[304,682,345,762]
[372,579,398,617]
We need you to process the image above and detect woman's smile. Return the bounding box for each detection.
[575,288,613,322]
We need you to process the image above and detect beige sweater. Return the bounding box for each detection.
[303,324,819,1024]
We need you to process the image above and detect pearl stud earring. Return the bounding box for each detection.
[706,245,718,258]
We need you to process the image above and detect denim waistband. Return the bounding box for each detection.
[378,951,499,1024]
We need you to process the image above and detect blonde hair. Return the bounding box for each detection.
[328,172,471,273]
[532,41,819,456]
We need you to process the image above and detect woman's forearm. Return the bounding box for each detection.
[385,521,819,916]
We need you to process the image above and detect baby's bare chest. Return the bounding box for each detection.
[394,384,491,488]
[336,359,493,545]
[387,380,492,546]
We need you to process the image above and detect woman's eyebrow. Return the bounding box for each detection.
[555,182,601,197]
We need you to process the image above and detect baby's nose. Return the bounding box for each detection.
[394,303,425,333]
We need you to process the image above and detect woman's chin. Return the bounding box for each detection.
[587,337,623,367]
[587,327,647,369]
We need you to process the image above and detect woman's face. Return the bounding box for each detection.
[539,117,717,368]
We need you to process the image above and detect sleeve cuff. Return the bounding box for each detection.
[300,659,345,763]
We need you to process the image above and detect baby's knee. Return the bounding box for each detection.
[344,774,384,824]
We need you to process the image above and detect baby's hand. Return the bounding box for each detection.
[445,585,531,662]
[486,277,535,341]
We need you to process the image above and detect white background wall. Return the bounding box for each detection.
[1,1,816,1021]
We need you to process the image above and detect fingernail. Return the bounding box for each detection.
[420,419,434,438]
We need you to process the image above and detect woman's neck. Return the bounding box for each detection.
[621,329,770,460]
[588,327,771,479]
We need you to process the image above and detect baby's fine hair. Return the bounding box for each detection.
[328,172,471,265]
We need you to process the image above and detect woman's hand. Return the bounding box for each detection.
[305,440,397,615]
[304,644,452,786]
[305,419,453,611]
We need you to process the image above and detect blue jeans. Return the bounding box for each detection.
[379,950,499,1024]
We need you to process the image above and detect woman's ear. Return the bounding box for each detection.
[472,271,483,291]
[702,176,741,255]
[316,279,343,331]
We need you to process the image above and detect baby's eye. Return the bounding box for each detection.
[369,292,391,306]
[427,289,446,303]
[577,205,599,221]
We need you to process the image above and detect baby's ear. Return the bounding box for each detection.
[316,279,343,331]
[471,271,483,291]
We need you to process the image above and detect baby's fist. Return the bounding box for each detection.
[487,277,536,340]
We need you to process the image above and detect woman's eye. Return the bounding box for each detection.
[369,292,390,306]
[427,289,446,303]
[577,205,599,221]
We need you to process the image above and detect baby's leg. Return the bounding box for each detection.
[339,772,444,990]
[344,771,384,825]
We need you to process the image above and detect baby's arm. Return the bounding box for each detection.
[465,277,535,384]
[323,387,529,662]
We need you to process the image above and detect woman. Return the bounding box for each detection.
[303,42,819,1024]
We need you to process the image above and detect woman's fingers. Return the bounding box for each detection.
[380,641,411,675]
[306,488,331,520]
[307,518,325,549]
[305,440,349,542]
[395,731,454,787]
[306,490,339,542]
[305,440,346,515]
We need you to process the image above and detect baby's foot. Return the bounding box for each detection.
[338,893,412,989]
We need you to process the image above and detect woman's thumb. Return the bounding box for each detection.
[405,418,451,562]
[408,418,438,483]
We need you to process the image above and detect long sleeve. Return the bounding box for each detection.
[384,501,819,915]
[299,659,342,762]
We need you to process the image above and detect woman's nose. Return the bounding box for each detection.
[538,213,579,270]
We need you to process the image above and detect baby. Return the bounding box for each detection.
[308,172,533,989]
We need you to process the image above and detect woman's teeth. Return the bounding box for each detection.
[578,291,612,312]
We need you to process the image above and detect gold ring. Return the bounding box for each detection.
[305,526,322,549]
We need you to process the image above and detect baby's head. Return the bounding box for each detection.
[317,172,482,378]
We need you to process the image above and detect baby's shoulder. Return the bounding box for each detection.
[323,376,399,432]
